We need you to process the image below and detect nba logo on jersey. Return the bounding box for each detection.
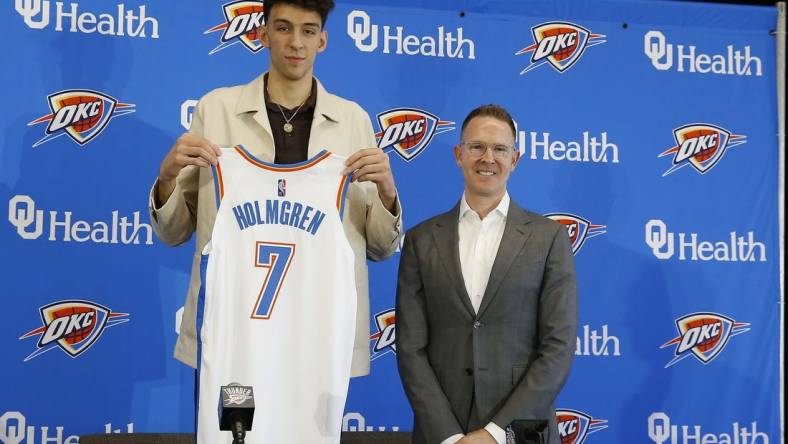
[278,179,286,197]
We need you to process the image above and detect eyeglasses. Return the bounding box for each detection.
[460,141,515,159]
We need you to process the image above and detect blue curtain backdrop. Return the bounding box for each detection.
[1,1,782,443]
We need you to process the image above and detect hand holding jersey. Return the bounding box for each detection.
[343,147,398,213]
[156,133,222,207]
[158,135,398,215]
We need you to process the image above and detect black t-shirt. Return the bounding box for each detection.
[263,74,317,165]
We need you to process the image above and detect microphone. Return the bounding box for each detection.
[219,383,255,444]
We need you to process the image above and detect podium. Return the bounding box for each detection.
[80,432,411,444]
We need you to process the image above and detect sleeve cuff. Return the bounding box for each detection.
[148,179,162,223]
[368,188,403,241]
[485,422,507,444]
[149,179,162,207]
[376,189,401,219]
[149,177,181,222]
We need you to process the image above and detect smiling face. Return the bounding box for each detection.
[454,116,519,202]
[258,3,327,82]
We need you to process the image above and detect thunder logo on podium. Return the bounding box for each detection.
[516,22,606,75]
[544,213,606,255]
[659,123,747,176]
[205,0,265,55]
[555,409,607,444]
[375,108,454,162]
[28,90,135,147]
[18,300,130,361]
[660,312,750,368]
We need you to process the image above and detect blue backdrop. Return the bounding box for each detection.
[1,1,783,443]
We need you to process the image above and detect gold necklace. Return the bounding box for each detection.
[268,85,308,135]
[276,100,305,134]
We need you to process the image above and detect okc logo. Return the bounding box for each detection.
[659,124,747,176]
[223,385,253,405]
[375,108,454,162]
[544,213,606,255]
[369,309,396,361]
[661,312,750,368]
[19,300,129,361]
[205,1,265,55]
[516,22,606,75]
[28,89,135,147]
[555,409,607,444]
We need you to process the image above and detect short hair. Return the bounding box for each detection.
[460,104,517,140]
[264,0,336,28]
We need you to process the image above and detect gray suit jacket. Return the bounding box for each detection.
[396,199,577,444]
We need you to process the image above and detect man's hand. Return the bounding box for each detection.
[457,429,497,444]
[342,147,397,213]
[156,134,221,206]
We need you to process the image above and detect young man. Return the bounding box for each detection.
[149,0,402,405]
[396,105,577,444]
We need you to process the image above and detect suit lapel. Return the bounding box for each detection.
[307,79,337,159]
[432,203,476,318]
[235,73,275,160]
[477,201,533,318]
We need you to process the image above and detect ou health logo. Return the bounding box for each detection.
[375,108,454,162]
[205,1,265,55]
[19,300,130,361]
[8,195,43,240]
[659,123,747,176]
[15,0,49,29]
[555,409,607,444]
[516,22,606,75]
[28,89,135,147]
[660,312,750,368]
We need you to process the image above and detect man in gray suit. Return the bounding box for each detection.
[396,104,577,444]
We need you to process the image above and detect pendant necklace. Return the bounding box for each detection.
[276,99,306,135]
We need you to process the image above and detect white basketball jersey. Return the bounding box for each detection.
[196,146,357,444]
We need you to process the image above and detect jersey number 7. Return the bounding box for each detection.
[251,241,295,319]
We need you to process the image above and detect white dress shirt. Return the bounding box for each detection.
[458,193,509,314]
[440,193,510,444]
